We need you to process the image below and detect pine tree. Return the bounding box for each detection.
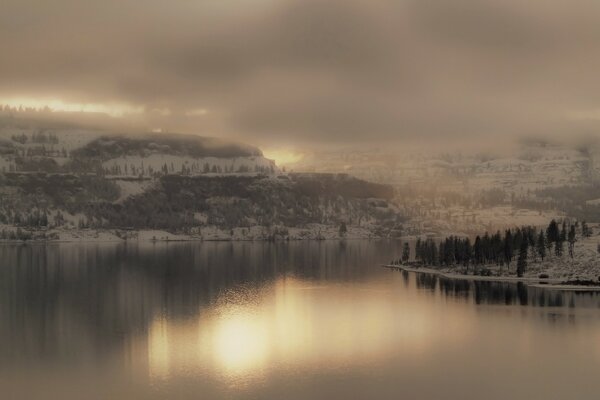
[547,219,559,244]
[536,231,546,261]
[555,239,564,257]
[464,238,472,269]
[516,240,528,277]
[40,212,48,227]
[439,241,446,266]
[582,221,592,238]
[504,230,514,268]
[402,242,410,264]
[473,236,483,265]
[567,225,577,258]
[338,222,347,237]
[415,238,422,262]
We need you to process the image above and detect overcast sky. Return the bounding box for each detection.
[2,0,600,147]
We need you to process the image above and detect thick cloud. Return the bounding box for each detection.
[2,0,600,146]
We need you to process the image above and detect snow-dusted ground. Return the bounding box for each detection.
[0,157,14,173]
[0,223,384,243]
[289,142,596,191]
[407,206,561,236]
[0,125,101,152]
[113,179,156,203]
[102,154,278,177]
[0,125,279,177]
[55,230,122,242]
[388,229,600,288]
[522,239,600,281]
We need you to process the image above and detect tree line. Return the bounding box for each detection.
[394,220,592,277]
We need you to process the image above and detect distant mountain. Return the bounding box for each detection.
[0,118,277,176]
[73,132,263,159]
[0,118,404,241]
[290,142,599,191]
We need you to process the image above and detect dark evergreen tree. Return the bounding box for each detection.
[338,222,347,237]
[464,238,472,269]
[567,225,577,258]
[536,231,546,261]
[516,240,528,277]
[402,242,410,263]
[503,230,514,268]
[554,239,564,257]
[560,222,567,244]
[582,221,592,238]
[547,219,559,244]
[415,238,422,262]
[473,236,483,265]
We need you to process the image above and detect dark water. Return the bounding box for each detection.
[1,240,600,400]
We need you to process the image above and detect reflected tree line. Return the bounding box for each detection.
[402,270,600,308]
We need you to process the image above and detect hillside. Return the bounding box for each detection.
[0,172,403,241]
[0,118,403,241]
[290,141,600,234]
[0,118,277,176]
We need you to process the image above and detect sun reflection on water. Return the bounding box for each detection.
[146,276,473,386]
[210,312,269,375]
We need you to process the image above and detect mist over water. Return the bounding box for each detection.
[1,241,599,399]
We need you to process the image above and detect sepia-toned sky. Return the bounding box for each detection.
[2,0,600,147]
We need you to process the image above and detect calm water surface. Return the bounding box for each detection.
[1,240,600,399]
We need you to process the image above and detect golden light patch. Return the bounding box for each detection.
[262,148,304,166]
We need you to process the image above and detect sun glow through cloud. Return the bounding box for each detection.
[262,148,304,166]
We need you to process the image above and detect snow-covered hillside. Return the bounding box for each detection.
[291,142,595,193]
[0,117,399,241]
[0,121,279,177]
[102,154,276,177]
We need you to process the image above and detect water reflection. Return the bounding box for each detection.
[1,241,600,399]
[407,270,600,308]
[0,241,399,370]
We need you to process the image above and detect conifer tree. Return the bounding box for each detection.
[560,222,567,244]
[547,219,559,244]
[555,239,564,257]
[338,222,347,237]
[504,230,514,268]
[473,236,483,265]
[516,240,528,277]
[582,221,592,238]
[567,225,577,258]
[402,242,410,263]
[536,231,546,261]
[464,238,472,269]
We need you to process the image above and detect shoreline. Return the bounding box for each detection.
[0,236,397,245]
[382,264,600,291]
[0,225,398,244]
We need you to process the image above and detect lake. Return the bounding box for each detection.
[1,240,600,399]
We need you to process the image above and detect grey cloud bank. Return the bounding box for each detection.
[2,0,600,146]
